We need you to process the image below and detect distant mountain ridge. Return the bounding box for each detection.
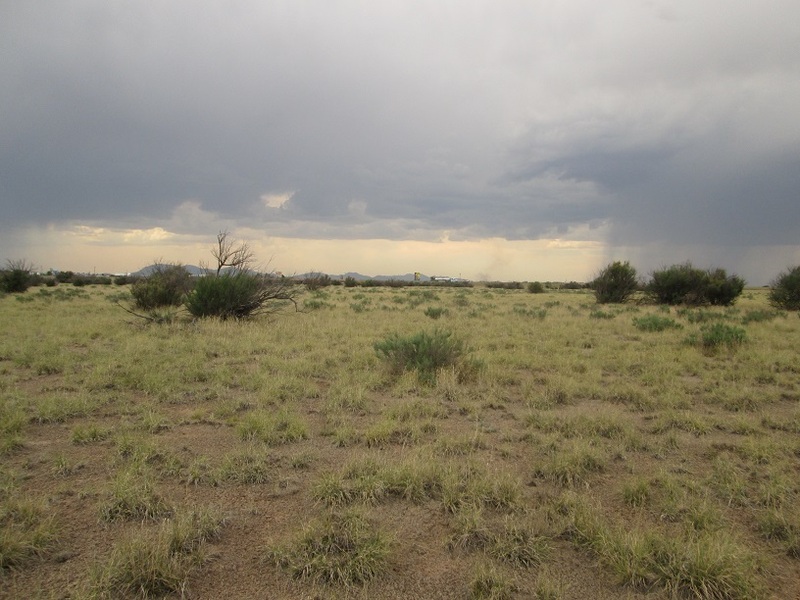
[132,264,206,277]
[132,265,436,282]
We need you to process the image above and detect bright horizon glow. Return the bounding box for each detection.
[10,224,609,282]
[6,223,797,286]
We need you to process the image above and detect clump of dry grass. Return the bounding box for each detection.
[268,509,391,586]
[88,509,224,598]
[0,495,59,569]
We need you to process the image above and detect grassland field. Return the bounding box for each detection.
[1,283,799,599]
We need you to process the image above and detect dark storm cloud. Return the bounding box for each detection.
[2,0,800,271]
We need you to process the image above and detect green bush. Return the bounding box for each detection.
[647,263,744,306]
[704,268,745,306]
[185,272,263,319]
[769,266,800,310]
[0,259,34,293]
[592,261,638,304]
[130,264,194,310]
[527,281,546,294]
[374,329,465,383]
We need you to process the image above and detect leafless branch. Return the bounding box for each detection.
[212,231,255,275]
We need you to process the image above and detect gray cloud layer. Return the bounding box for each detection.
[2,1,799,275]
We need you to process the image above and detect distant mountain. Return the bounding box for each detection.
[132,264,205,277]
[132,266,450,283]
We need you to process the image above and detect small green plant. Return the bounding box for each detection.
[688,323,747,351]
[374,328,466,383]
[592,261,638,304]
[769,265,800,310]
[632,314,681,332]
[269,509,391,586]
[424,306,448,319]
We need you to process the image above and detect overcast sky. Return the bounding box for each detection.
[2,1,799,283]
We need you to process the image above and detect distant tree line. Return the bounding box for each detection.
[3,252,800,312]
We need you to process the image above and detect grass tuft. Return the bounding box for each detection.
[0,496,59,569]
[89,509,223,598]
[268,509,391,586]
[99,471,172,522]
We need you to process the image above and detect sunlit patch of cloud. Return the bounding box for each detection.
[67,224,176,245]
[260,191,294,209]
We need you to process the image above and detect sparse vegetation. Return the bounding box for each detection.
[1,284,798,599]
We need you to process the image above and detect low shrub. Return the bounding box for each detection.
[632,315,681,332]
[769,265,800,310]
[424,306,448,319]
[687,323,747,352]
[303,272,332,291]
[185,272,294,319]
[374,329,466,383]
